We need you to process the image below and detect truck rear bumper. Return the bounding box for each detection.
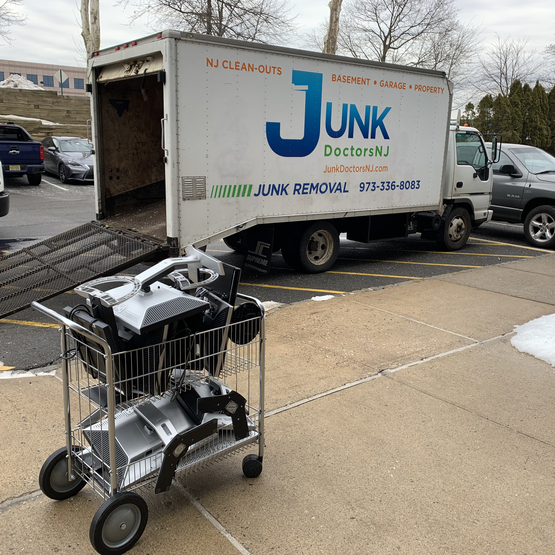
[2,164,45,177]
[0,191,9,217]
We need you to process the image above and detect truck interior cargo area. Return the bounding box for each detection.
[97,73,166,241]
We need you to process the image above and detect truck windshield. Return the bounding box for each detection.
[456,133,487,171]
[509,147,555,174]
[59,139,92,153]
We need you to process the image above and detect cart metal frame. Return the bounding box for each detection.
[33,291,265,554]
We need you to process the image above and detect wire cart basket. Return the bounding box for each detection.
[33,251,265,555]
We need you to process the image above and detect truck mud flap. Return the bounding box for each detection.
[0,222,166,319]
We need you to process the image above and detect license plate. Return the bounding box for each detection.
[9,165,20,171]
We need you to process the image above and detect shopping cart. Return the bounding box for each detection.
[33,248,265,555]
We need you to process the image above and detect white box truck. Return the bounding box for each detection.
[88,30,497,273]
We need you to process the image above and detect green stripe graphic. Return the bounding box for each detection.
[210,184,253,198]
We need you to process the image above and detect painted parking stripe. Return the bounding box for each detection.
[468,236,553,253]
[405,250,533,258]
[42,178,68,191]
[339,258,480,269]
[241,283,345,294]
[1,319,59,329]
[328,270,422,280]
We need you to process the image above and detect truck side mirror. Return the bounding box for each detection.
[491,136,499,163]
[499,164,522,178]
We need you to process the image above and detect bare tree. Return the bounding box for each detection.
[119,0,297,45]
[337,0,457,63]
[0,0,26,45]
[323,0,343,54]
[478,35,542,97]
[543,44,555,88]
[81,0,100,61]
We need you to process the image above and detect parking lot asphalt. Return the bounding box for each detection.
[1,253,555,554]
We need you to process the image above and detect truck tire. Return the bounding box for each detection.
[27,173,41,186]
[523,205,555,249]
[223,234,247,254]
[281,222,339,273]
[436,207,470,251]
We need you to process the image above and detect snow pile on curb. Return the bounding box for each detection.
[0,74,44,90]
[0,114,62,126]
[511,313,555,367]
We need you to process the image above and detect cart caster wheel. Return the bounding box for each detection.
[242,454,263,478]
[90,492,148,555]
[39,447,86,500]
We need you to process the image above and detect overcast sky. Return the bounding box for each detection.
[0,0,553,68]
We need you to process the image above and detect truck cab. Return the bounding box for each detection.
[434,115,497,249]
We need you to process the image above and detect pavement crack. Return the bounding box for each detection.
[385,374,555,449]
[0,489,43,514]
[348,300,480,343]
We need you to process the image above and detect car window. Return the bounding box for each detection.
[492,151,513,174]
[0,126,29,141]
[43,137,52,148]
[509,147,555,174]
[59,139,92,153]
[456,133,486,171]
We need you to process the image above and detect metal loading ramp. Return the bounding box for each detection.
[0,222,166,319]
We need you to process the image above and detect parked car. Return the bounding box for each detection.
[488,143,555,249]
[0,122,45,186]
[42,136,94,184]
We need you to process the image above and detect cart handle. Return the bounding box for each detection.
[31,301,111,352]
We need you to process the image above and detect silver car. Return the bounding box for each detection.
[489,143,555,248]
[42,136,94,184]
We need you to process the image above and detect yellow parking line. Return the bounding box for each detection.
[340,258,479,269]
[405,250,533,258]
[241,283,345,294]
[0,366,15,371]
[328,270,422,280]
[468,237,553,253]
[1,319,59,329]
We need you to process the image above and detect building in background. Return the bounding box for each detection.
[0,60,87,97]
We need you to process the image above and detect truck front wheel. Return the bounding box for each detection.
[524,205,555,248]
[437,207,471,251]
[281,222,339,273]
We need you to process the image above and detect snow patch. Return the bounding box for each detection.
[311,295,335,302]
[511,313,555,367]
[0,114,62,126]
[0,365,58,379]
[0,74,44,90]
[262,301,284,314]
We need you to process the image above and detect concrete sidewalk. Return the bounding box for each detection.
[1,255,555,554]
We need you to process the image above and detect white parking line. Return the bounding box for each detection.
[42,177,68,191]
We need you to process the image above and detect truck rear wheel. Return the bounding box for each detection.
[436,207,470,251]
[281,222,339,273]
[223,234,247,254]
[27,173,41,186]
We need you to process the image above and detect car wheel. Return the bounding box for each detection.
[523,205,555,249]
[59,165,69,184]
